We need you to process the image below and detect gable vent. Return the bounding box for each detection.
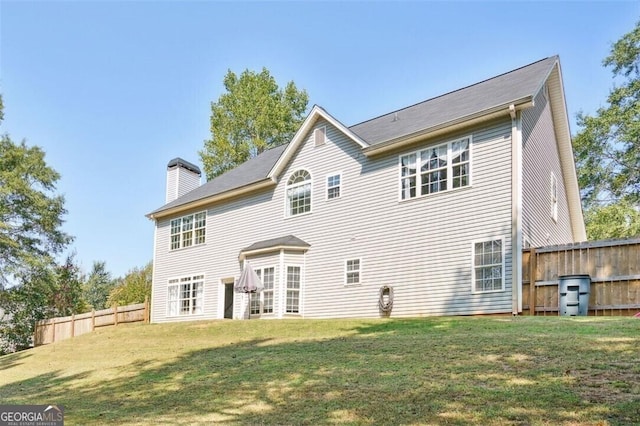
[314,126,326,147]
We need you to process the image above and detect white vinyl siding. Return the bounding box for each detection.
[151,117,515,322]
[400,136,471,200]
[522,90,574,246]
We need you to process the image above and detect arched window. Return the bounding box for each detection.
[286,169,312,216]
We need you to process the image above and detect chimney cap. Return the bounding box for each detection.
[167,158,201,175]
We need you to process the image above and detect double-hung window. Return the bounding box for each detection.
[286,170,312,217]
[170,211,206,250]
[400,137,471,200]
[345,259,361,285]
[472,239,504,293]
[286,266,301,313]
[167,275,204,316]
[327,173,341,199]
[250,267,275,315]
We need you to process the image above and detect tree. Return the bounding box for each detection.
[107,262,152,307]
[83,261,115,310]
[573,21,640,239]
[199,67,309,179]
[0,96,72,287]
[0,255,86,354]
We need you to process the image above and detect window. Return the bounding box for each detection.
[327,174,341,199]
[250,267,275,315]
[286,170,312,217]
[473,239,504,293]
[167,275,204,316]
[550,172,558,222]
[170,211,206,250]
[314,126,326,147]
[400,137,471,200]
[286,266,301,313]
[345,259,361,285]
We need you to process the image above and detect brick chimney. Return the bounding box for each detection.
[166,158,201,203]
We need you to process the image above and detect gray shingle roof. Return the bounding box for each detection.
[349,56,557,145]
[148,56,558,217]
[149,143,288,215]
[241,235,311,253]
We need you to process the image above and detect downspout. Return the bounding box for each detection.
[510,104,523,315]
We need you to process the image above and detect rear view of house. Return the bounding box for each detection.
[147,56,585,322]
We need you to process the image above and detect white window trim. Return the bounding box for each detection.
[550,172,558,223]
[284,264,302,315]
[344,258,362,286]
[314,126,327,147]
[326,172,342,200]
[169,211,207,251]
[249,266,276,316]
[398,135,473,202]
[471,237,505,294]
[284,169,313,218]
[166,273,206,317]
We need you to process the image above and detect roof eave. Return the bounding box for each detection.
[362,97,535,157]
[146,178,276,220]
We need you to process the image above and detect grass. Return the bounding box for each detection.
[1,316,639,425]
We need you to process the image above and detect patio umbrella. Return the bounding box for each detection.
[235,261,264,319]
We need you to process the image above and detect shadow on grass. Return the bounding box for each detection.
[1,319,639,425]
[0,350,32,371]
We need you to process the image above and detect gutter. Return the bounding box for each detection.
[362,97,534,156]
[146,178,276,220]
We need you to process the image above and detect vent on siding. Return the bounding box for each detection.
[314,127,326,147]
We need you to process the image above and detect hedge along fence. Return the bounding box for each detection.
[34,298,150,346]
[522,238,640,316]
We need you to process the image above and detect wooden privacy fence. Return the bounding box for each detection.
[522,238,640,316]
[34,298,149,346]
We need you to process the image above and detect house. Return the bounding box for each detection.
[147,56,586,322]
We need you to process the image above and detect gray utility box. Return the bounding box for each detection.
[559,275,591,316]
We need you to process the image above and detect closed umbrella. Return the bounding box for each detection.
[235,261,264,319]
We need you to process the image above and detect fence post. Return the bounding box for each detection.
[91,309,95,331]
[144,296,150,323]
[71,314,75,338]
[33,321,39,347]
[529,248,537,316]
[113,304,118,326]
[52,318,56,344]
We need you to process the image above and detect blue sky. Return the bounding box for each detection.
[0,1,637,278]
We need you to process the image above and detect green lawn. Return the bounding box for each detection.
[1,316,639,425]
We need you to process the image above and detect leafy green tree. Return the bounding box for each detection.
[199,67,309,179]
[107,262,152,307]
[83,261,115,310]
[0,96,71,287]
[573,21,640,239]
[0,255,86,353]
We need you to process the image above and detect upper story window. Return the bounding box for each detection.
[550,172,558,222]
[286,169,312,217]
[170,211,206,250]
[327,173,341,200]
[400,137,471,200]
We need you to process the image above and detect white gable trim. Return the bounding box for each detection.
[268,105,369,179]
